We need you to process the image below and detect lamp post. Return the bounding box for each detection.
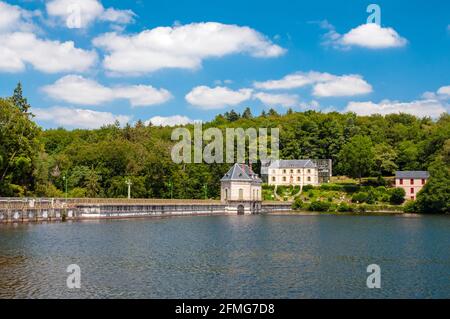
[125,179,132,199]
[203,184,208,200]
[62,175,68,200]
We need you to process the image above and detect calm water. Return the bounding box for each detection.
[0,214,449,299]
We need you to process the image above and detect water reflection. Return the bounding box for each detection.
[0,215,449,298]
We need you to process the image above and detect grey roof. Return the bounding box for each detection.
[268,159,317,169]
[395,171,430,179]
[221,163,262,183]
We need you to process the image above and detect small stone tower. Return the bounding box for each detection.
[220,163,262,215]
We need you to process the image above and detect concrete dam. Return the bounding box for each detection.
[0,198,292,223]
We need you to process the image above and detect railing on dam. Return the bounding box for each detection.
[0,197,293,223]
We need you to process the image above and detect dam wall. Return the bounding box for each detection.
[0,198,292,223]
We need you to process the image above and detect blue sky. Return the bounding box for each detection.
[0,0,449,128]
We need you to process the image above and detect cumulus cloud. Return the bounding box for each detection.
[146,115,197,127]
[46,0,135,28]
[253,92,300,108]
[437,85,450,97]
[312,75,373,97]
[0,32,97,73]
[0,1,39,33]
[42,75,172,106]
[345,99,448,118]
[254,71,372,97]
[34,106,131,129]
[93,22,285,75]
[185,86,252,109]
[321,22,407,49]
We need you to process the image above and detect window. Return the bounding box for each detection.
[239,189,243,200]
[290,169,293,173]
[307,177,311,182]
[225,189,228,200]
[272,177,276,182]
[307,169,311,173]
[283,169,286,173]
[297,177,300,181]
[411,196,414,200]
[399,179,403,185]
[297,169,300,173]
[410,179,414,185]
[410,188,414,194]
[421,179,425,185]
[283,177,286,182]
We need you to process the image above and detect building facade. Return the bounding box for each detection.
[395,171,430,200]
[221,163,262,214]
[267,160,319,186]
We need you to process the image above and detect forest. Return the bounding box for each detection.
[1,84,449,213]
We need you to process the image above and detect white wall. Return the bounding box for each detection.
[268,167,319,186]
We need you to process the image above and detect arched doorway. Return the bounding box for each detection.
[237,205,245,215]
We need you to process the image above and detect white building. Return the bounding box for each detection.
[221,163,262,214]
[267,160,319,186]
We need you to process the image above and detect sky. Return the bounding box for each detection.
[0,0,449,129]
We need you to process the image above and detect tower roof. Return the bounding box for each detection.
[221,163,262,183]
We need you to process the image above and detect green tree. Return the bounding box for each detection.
[0,99,41,196]
[84,169,101,198]
[389,188,405,205]
[374,143,398,176]
[242,107,253,119]
[10,82,31,113]
[415,157,450,214]
[337,135,374,183]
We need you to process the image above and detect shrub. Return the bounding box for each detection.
[390,188,406,205]
[337,202,351,212]
[302,184,314,192]
[403,200,417,213]
[352,192,368,203]
[309,200,331,212]
[292,197,304,210]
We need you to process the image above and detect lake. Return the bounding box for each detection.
[0,214,449,298]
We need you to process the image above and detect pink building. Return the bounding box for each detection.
[395,171,430,200]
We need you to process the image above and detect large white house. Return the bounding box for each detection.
[267,160,319,186]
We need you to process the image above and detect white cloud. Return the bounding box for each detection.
[345,99,448,118]
[254,71,372,97]
[0,32,97,73]
[42,75,172,106]
[254,71,334,90]
[46,0,135,28]
[186,86,252,109]
[146,115,196,127]
[437,85,450,97]
[312,75,373,97]
[34,106,130,129]
[93,22,285,75]
[321,22,407,49]
[0,1,39,33]
[253,92,300,108]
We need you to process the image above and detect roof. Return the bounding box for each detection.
[395,171,430,179]
[268,159,317,169]
[221,163,262,183]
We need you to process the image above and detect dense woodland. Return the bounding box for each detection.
[1,84,449,213]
